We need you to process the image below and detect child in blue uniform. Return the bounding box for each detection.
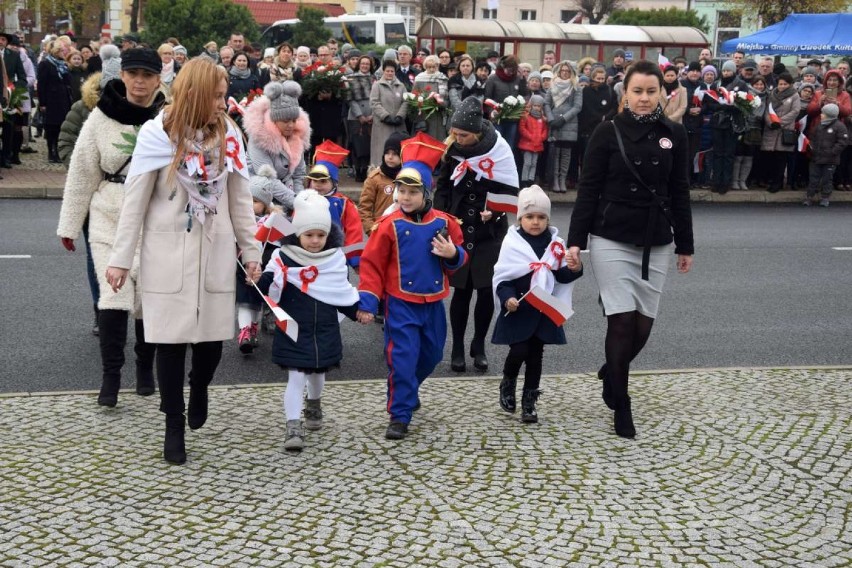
[356,132,468,440]
[305,140,365,268]
[491,185,583,423]
[257,190,360,451]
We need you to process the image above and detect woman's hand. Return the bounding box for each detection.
[356,310,374,324]
[505,298,520,313]
[431,234,457,258]
[245,262,261,284]
[677,255,693,274]
[106,267,129,293]
[567,246,582,269]
[480,209,493,222]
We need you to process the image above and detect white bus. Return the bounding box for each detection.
[261,14,409,48]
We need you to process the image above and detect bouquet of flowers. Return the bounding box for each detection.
[2,85,29,120]
[403,86,447,120]
[227,88,264,117]
[732,90,761,114]
[300,63,349,100]
[484,95,526,124]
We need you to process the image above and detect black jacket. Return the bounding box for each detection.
[578,83,617,137]
[568,112,694,265]
[492,228,583,346]
[810,118,849,165]
[680,78,703,134]
[36,58,73,126]
[2,47,27,90]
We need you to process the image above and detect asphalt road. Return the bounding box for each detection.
[1,199,850,393]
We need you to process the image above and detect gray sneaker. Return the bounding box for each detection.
[283,420,304,451]
[304,398,323,431]
[819,198,830,208]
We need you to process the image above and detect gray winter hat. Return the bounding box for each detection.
[99,44,122,88]
[249,165,276,207]
[528,94,545,106]
[821,103,839,120]
[451,96,484,134]
[722,60,737,74]
[265,80,302,122]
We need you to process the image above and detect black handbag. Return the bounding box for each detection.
[781,128,797,146]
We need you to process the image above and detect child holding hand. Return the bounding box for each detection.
[356,132,468,441]
[257,190,360,451]
[491,185,583,423]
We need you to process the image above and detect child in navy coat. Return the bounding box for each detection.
[257,190,360,451]
[492,185,583,423]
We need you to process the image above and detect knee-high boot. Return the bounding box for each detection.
[558,147,572,193]
[739,156,753,190]
[134,319,156,396]
[97,310,128,407]
[11,130,23,164]
[731,156,743,190]
[164,413,186,464]
[551,146,563,193]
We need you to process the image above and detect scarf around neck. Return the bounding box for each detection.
[229,66,251,80]
[161,60,175,84]
[47,54,69,77]
[624,103,664,124]
[550,77,575,109]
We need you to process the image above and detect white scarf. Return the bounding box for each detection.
[450,130,518,188]
[266,247,359,312]
[491,226,575,319]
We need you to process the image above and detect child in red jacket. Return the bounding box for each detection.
[518,95,549,187]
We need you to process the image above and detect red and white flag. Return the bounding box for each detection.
[658,53,671,70]
[524,285,573,326]
[693,149,711,173]
[255,212,293,243]
[263,295,299,342]
[796,115,810,153]
[343,241,365,259]
[767,102,781,125]
[485,192,518,215]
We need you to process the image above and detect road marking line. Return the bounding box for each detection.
[0,255,32,259]
[832,247,852,251]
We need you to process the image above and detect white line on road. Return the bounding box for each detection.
[0,255,32,259]
[831,247,852,251]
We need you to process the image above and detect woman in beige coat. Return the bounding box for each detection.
[661,66,687,123]
[106,59,261,465]
[369,60,408,167]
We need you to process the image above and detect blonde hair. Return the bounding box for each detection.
[442,130,482,159]
[162,58,232,185]
[423,55,439,68]
[577,56,597,74]
[157,43,174,56]
[554,60,577,86]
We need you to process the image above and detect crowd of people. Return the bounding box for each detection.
[5,25,845,463]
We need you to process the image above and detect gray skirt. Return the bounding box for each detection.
[588,235,672,318]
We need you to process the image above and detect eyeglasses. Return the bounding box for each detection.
[417,52,427,56]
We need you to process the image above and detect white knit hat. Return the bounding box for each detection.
[517,185,551,219]
[291,189,331,236]
[249,165,276,207]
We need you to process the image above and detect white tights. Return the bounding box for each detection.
[237,306,262,328]
[284,370,326,421]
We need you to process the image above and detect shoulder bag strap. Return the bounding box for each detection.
[611,121,675,228]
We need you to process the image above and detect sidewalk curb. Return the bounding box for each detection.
[2,365,849,399]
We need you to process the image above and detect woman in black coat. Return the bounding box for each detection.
[567,60,694,439]
[434,96,519,372]
[37,42,73,163]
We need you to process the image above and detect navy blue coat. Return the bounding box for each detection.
[256,226,359,371]
[491,229,583,346]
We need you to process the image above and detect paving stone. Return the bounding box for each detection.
[0,369,849,565]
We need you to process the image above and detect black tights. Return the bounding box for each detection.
[604,311,654,402]
[449,285,494,356]
[156,341,223,415]
[503,336,545,391]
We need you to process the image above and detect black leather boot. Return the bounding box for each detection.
[614,397,636,439]
[521,389,540,423]
[92,304,99,336]
[470,338,488,371]
[450,343,466,373]
[499,375,517,413]
[134,319,156,396]
[598,364,616,410]
[187,370,209,430]
[97,310,127,407]
[164,414,187,464]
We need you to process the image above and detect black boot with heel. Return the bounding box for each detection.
[164,414,187,464]
[134,319,156,396]
[97,310,127,407]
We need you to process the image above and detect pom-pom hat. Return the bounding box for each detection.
[265,80,302,122]
[395,132,446,193]
[292,190,332,236]
[307,140,349,183]
[249,165,276,207]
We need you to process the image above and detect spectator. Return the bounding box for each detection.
[37,40,73,163]
[174,45,187,66]
[157,43,179,102]
[347,55,375,181]
[228,32,245,53]
[575,65,616,185]
[705,61,749,194]
[219,46,234,69]
[201,41,218,62]
[541,70,553,91]
[412,55,450,140]
[739,59,757,84]
[681,62,704,187]
[369,60,408,166]
[268,43,295,82]
[486,50,500,71]
[757,57,776,90]
[577,56,596,79]
[526,71,545,97]
[484,54,528,147]
[437,48,453,75]
[448,54,479,111]
[732,76,767,190]
[227,51,260,102]
[518,94,548,186]
[396,45,415,89]
[544,60,582,193]
[804,103,848,206]
[761,72,800,192]
[661,65,686,123]
[294,46,311,71]
[542,50,556,67]
[66,50,89,103]
[606,49,626,85]
[732,51,745,68]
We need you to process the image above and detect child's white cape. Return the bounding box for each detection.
[491,226,575,320]
[266,248,359,314]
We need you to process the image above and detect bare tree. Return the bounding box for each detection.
[420,0,466,18]
[575,0,626,25]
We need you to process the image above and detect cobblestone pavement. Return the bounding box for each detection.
[1,368,850,567]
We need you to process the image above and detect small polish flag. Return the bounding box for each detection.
[255,213,294,243]
[524,285,573,326]
[343,241,365,259]
[693,149,710,174]
[798,132,810,154]
[703,89,721,104]
[263,295,299,342]
[767,102,781,125]
[658,53,671,70]
[485,192,518,215]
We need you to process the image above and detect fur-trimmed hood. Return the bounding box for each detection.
[81,72,102,111]
[243,96,312,170]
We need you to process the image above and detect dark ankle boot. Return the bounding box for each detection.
[598,364,616,410]
[450,343,466,372]
[164,414,187,464]
[613,398,636,439]
[97,310,128,407]
[499,375,517,413]
[187,371,209,430]
[92,304,100,336]
[521,389,540,423]
[134,319,156,396]
[470,338,488,371]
